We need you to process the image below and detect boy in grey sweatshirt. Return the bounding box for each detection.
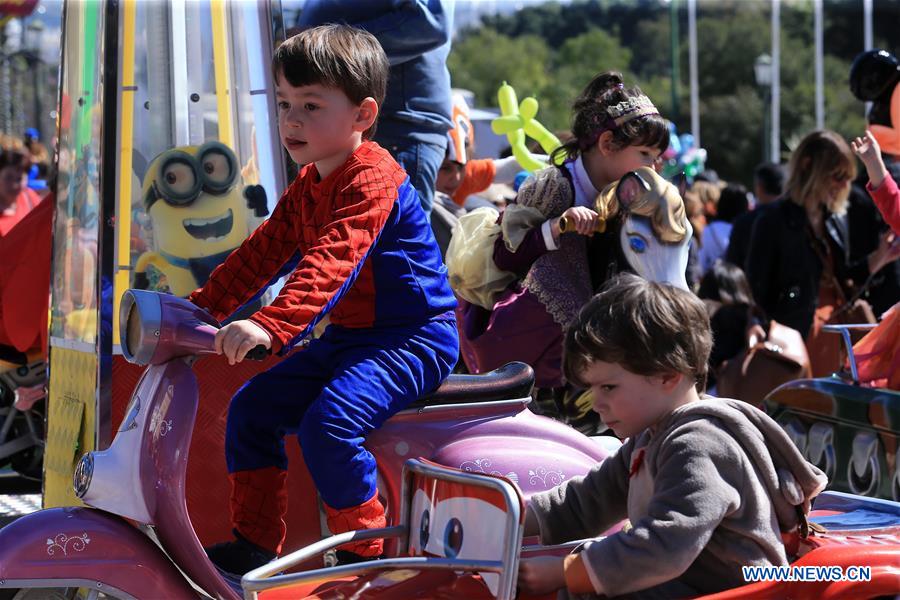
[517,273,827,599]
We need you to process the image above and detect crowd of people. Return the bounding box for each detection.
[441,92,900,393]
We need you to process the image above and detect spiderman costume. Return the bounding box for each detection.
[191,141,458,558]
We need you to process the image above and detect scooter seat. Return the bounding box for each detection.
[411,361,534,407]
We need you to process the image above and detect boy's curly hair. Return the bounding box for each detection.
[272,24,388,139]
[564,273,713,392]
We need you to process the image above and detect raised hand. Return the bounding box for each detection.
[851,130,887,189]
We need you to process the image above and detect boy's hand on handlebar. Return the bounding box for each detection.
[215,320,272,365]
[517,555,566,595]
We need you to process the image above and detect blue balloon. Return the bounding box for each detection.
[668,123,682,155]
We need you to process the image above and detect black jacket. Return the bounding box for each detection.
[726,203,777,271]
[745,198,869,337]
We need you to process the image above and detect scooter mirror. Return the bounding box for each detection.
[120,290,161,364]
[119,290,220,365]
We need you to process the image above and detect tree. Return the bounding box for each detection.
[447,28,551,109]
[447,0,884,186]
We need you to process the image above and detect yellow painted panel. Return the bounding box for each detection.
[44,347,97,507]
[210,0,234,148]
[114,0,138,346]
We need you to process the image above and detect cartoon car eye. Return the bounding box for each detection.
[419,508,431,549]
[408,489,433,555]
[443,517,463,558]
[426,494,510,595]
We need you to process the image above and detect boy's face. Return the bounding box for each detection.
[579,360,680,439]
[436,159,465,196]
[275,75,375,177]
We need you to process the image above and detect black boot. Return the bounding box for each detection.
[206,529,277,575]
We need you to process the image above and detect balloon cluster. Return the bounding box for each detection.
[491,82,562,172]
[660,123,707,182]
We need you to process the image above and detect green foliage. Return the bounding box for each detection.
[447,28,552,110]
[448,0,894,186]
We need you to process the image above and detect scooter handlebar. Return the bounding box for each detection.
[245,345,271,361]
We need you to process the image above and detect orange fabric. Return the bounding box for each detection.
[325,492,386,557]
[806,273,844,378]
[853,302,900,390]
[0,188,40,237]
[230,467,289,554]
[451,158,496,206]
[0,193,50,353]
[564,553,595,594]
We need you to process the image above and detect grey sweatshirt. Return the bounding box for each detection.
[529,398,828,598]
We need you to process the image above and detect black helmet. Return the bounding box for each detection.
[849,49,900,102]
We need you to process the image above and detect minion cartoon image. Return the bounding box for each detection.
[134,142,268,297]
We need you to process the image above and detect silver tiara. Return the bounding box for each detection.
[607,95,659,125]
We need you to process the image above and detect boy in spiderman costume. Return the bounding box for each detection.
[191,24,459,575]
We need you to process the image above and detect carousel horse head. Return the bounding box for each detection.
[596,166,692,289]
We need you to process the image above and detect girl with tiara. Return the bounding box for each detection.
[456,71,673,429]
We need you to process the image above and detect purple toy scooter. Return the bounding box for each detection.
[0,290,617,599]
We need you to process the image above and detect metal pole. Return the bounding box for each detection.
[863,0,873,50]
[813,0,824,129]
[863,0,873,117]
[762,90,770,163]
[32,55,42,139]
[688,0,699,147]
[670,0,680,118]
[770,0,780,163]
[0,23,10,135]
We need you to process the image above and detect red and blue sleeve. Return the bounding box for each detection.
[189,185,300,322]
[248,165,397,353]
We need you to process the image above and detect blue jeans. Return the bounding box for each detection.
[375,137,446,218]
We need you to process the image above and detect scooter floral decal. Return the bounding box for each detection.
[46,532,91,557]
[528,467,564,487]
[458,458,518,483]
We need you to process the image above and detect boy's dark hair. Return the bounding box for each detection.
[272,24,388,139]
[551,71,669,164]
[753,162,785,196]
[564,273,713,392]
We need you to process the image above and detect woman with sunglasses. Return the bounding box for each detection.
[745,129,900,376]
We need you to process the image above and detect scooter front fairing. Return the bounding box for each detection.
[0,506,198,599]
